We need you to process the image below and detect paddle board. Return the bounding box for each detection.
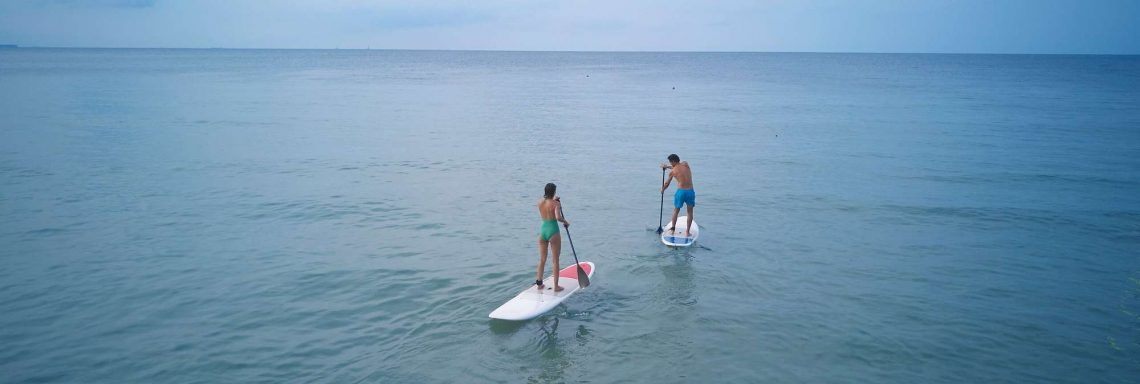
[489,262,595,321]
[661,216,699,247]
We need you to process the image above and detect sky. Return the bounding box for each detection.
[0,0,1137,54]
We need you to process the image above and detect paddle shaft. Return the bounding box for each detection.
[558,205,590,288]
[657,168,666,233]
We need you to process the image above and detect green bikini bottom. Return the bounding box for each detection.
[539,219,560,241]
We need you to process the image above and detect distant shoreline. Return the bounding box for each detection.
[1,46,1136,56]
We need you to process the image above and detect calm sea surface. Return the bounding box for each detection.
[1,49,1139,383]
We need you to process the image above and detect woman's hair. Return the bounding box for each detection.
[544,183,556,198]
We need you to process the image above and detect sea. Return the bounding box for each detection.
[1,48,1138,383]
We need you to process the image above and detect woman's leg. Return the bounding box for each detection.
[536,236,548,290]
[550,233,564,291]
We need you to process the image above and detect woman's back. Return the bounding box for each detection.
[538,198,558,220]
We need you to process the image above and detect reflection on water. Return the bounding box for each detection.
[536,316,561,358]
[574,324,591,347]
[661,252,697,308]
[531,317,568,384]
[527,318,599,384]
[486,301,598,383]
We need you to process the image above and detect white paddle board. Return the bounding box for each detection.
[489,262,595,321]
[661,216,699,247]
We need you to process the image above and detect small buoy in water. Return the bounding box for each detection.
[586,75,590,77]
[672,86,675,90]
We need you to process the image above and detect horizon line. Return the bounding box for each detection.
[4,45,1139,56]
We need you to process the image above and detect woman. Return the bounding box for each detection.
[536,183,569,291]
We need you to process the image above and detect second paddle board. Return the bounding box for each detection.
[661,216,699,247]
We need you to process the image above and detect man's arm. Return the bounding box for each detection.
[662,172,674,193]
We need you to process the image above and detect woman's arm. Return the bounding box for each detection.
[554,198,569,226]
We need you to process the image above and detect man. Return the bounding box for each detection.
[661,154,695,237]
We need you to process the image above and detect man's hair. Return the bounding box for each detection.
[544,183,556,198]
[668,154,680,163]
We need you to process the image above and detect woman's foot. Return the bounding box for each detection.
[550,285,564,292]
[535,279,544,290]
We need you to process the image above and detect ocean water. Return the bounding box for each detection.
[1,49,1139,383]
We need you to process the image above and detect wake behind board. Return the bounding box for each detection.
[661,216,699,247]
[489,262,595,321]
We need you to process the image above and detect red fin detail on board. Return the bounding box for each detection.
[558,263,592,279]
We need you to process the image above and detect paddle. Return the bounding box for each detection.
[558,204,590,288]
[656,167,666,234]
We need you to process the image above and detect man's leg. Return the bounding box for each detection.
[550,234,564,291]
[685,205,694,237]
[536,237,548,290]
[669,190,682,234]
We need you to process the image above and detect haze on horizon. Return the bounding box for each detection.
[0,0,1137,54]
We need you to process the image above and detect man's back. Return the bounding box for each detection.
[673,162,693,189]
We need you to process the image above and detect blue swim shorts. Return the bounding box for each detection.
[673,188,695,209]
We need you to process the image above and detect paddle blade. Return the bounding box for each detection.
[656,226,663,234]
[577,266,590,288]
